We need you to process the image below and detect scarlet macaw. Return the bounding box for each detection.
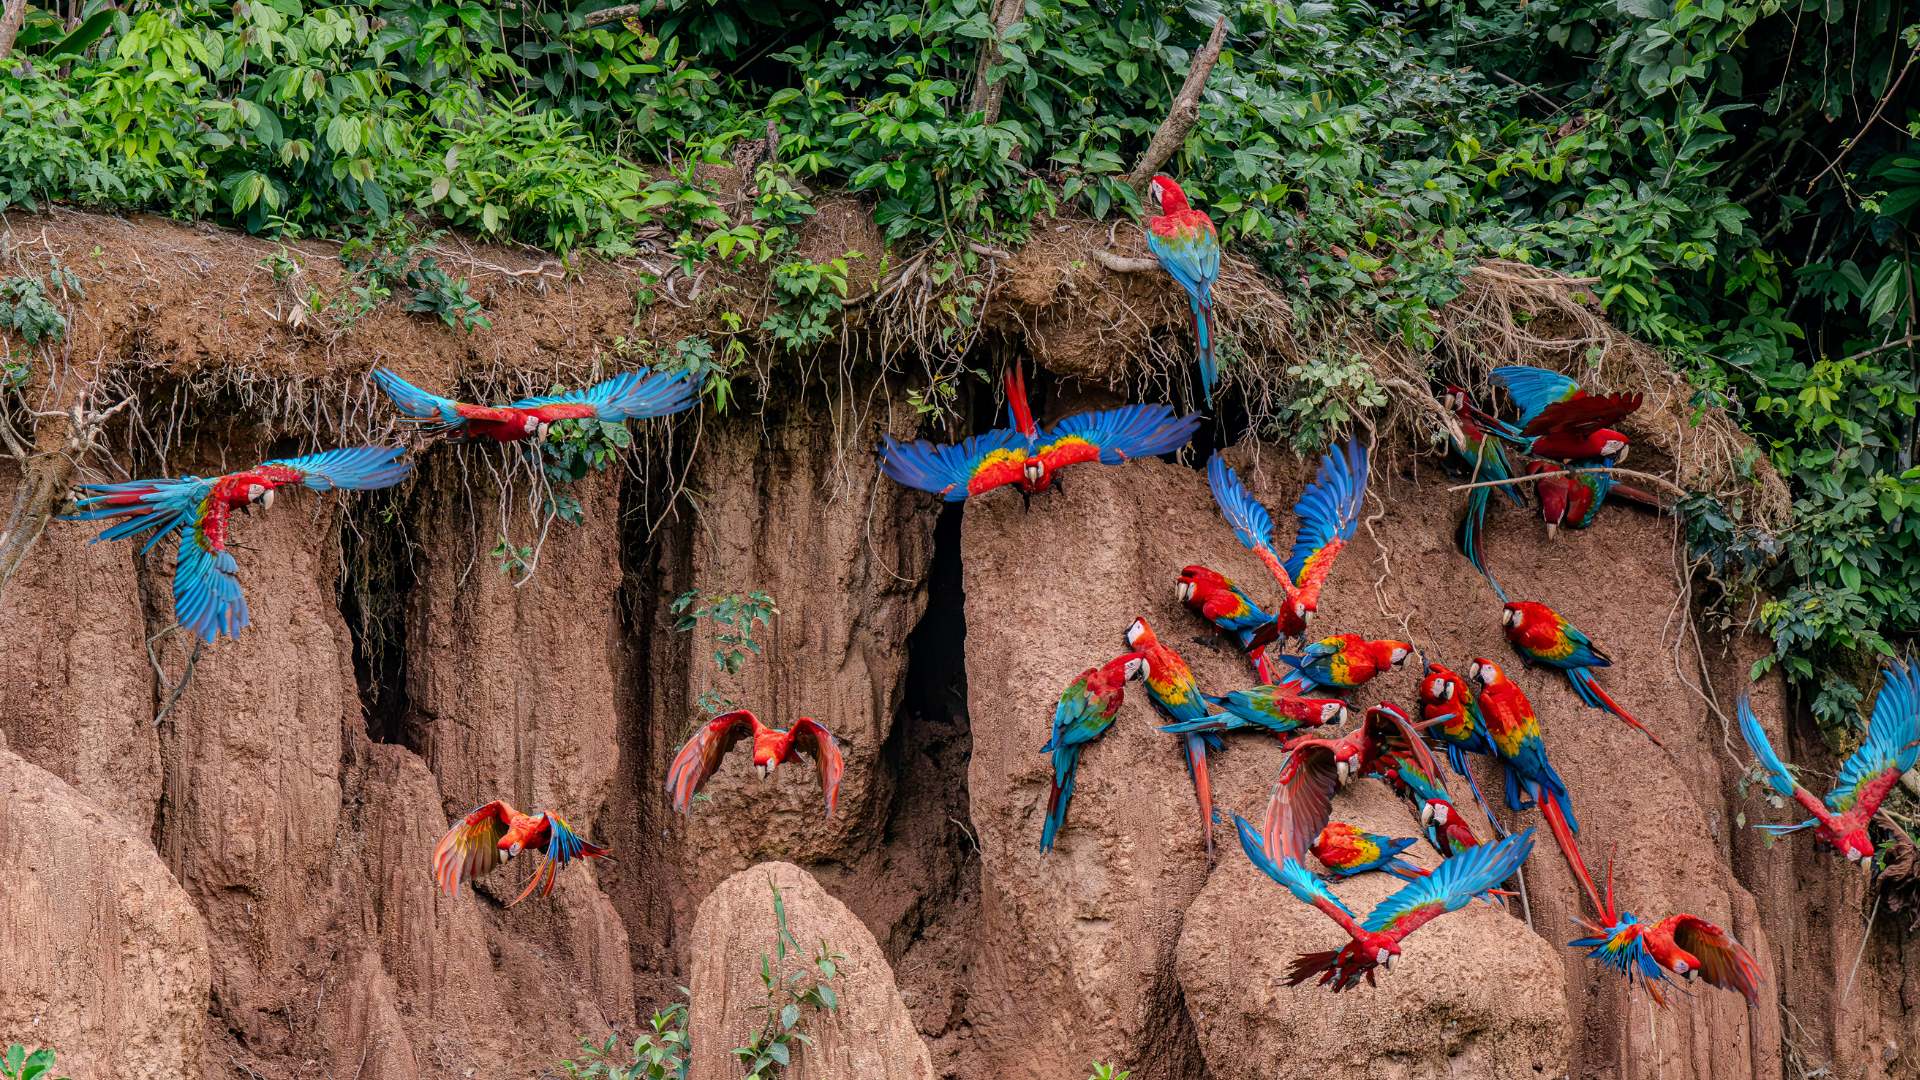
[1040,652,1148,853]
[1126,617,1225,855]
[1145,175,1221,402]
[1417,662,1504,835]
[1233,812,1536,991]
[1208,439,1370,644]
[1489,364,1640,463]
[1177,564,1281,680]
[1158,677,1347,738]
[1737,660,1920,868]
[1528,462,1660,539]
[1279,701,1432,789]
[431,799,610,906]
[1502,600,1660,746]
[63,446,411,642]
[1442,386,1523,597]
[1385,750,1486,858]
[879,365,1200,505]
[1281,633,1413,692]
[665,709,846,817]
[1313,822,1428,882]
[371,366,696,443]
[1467,658,1578,832]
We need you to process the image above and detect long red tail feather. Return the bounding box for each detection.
[1005,364,1038,439]
[1584,673,1663,747]
[1541,792,1607,919]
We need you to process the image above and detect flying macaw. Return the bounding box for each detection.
[1281,633,1414,692]
[1502,601,1661,746]
[371,366,696,443]
[1467,658,1578,833]
[63,446,411,642]
[431,799,610,906]
[1234,812,1536,991]
[879,365,1201,505]
[1127,617,1225,855]
[665,709,846,817]
[1313,822,1428,881]
[1040,652,1148,853]
[1160,678,1347,739]
[1208,440,1370,644]
[1417,662,1504,835]
[1737,660,1920,868]
[1177,564,1281,680]
[1489,364,1641,463]
[1280,701,1432,789]
[1145,175,1221,402]
[1442,386,1523,598]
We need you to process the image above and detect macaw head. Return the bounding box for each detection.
[1466,657,1506,689]
[1291,596,1314,624]
[1375,640,1414,668]
[1315,699,1348,726]
[497,812,548,858]
[1125,617,1156,651]
[1595,430,1630,462]
[1021,457,1046,490]
[1420,663,1463,705]
[1418,798,1451,830]
[1442,385,1468,413]
[1834,828,1876,866]
[242,482,275,512]
[1177,565,1226,609]
[1147,174,1189,214]
[1119,655,1148,683]
[750,727,789,779]
[1534,474,1570,540]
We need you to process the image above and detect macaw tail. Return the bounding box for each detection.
[1248,644,1275,684]
[1190,292,1217,404]
[1185,733,1217,856]
[1541,791,1605,919]
[1239,616,1282,657]
[1040,745,1082,854]
[1383,857,1431,881]
[370,367,463,428]
[1160,714,1239,735]
[1448,750,1505,837]
[1567,667,1662,746]
[1454,489,1510,602]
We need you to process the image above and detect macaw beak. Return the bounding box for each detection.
[507,842,522,858]
[539,422,555,441]
[1419,803,1435,827]
[1615,443,1630,464]
[1335,759,1352,786]
[261,488,276,511]
[755,762,772,781]
[1545,522,1559,541]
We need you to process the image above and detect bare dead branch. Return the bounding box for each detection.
[1091,249,1159,274]
[1126,16,1228,194]
[580,3,642,28]
[1447,466,1690,499]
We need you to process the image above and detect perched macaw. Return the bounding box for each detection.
[1145,175,1221,402]
[1177,564,1281,680]
[1527,461,1659,539]
[1280,701,1432,789]
[1502,601,1660,746]
[1158,676,1347,738]
[431,799,610,906]
[1490,364,1641,463]
[1417,662,1504,835]
[1442,386,1523,598]
[665,710,846,817]
[1313,822,1428,881]
[1384,750,1485,857]
[63,446,411,642]
[1282,633,1413,692]
[1208,440,1370,644]
[1737,660,1920,868]
[1127,617,1225,855]
[1467,658,1578,833]
[1234,812,1536,991]
[879,365,1201,504]
[1040,652,1148,853]
[372,366,696,443]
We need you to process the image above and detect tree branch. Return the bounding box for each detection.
[0,0,30,63]
[968,0,1024,125]
[1446,466,1690,499]
[1126,16,1228,195]
[580,3,642,28]
[1091,249,1159,273]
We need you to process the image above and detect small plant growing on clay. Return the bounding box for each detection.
[1086,1065,1130,1080]
[490,536,534,577]
[560,998,691,1080]
[0,266,78,386]
[731,880,842,1080]
[1,1045,69,1080]
[673,590,777,677]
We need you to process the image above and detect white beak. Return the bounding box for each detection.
[1546,523,1559,541]
[261,488,276,511]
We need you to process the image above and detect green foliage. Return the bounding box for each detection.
[541,415,633,524]
[0,1045,68,1080]
[329,219,490,331]
[0,265,77,385]
[673,590,777,676]
[489,536,534,577]
[560,1000,691,1080]
[731,880,842,1080]
[1087,1065,1131,1080]
[763,253,860,351]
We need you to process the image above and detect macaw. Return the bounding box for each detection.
[1126,617,1225,855]
[1737,659,1920,868]
[1417,662,1504,835]
[1234,812,1536,991]
[1207,440,1370,644]
[1502,600,1661,746]
[1313,822,1428,881]
[1528,462,1659,538]
[1158,677,1347,738]
[1145,175,1221,402]
[371,366,696,443]
[431,799,610,906]
[1280,701,1432,789]
[1386,750,1485,857]
[62,446,411,642]
[1467,658,1578,833]
[1489,364,1641,463]
[1442,386,1523,599]
[879,365,1201,504]
[1281,633,1413,692]
[665,710,846,817]
[1040,652,1148,853]
[1177,564,1281,680]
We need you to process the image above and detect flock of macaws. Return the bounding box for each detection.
[51,176,1918,1019]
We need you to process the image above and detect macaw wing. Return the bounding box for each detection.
[506,811,609,906]
[1264,742,1339,863]
[1041,404,1202,469]
[1300,638,1345,661]
[1049,669,1123,751]
[371,367,469,426]
[1736,694,1821,815]
[1522,393,1642,439]
[1233,814,1363,935]
[431,800,515,895]
[1206,453,1288,587]
[1664,914,1763,1005]
[665,709,760,813]
[511,367,698,423]
[263,445,412,492]
[1571,916,1669,999]
[1827,660,1920,814]
[788,717,846,817]
[1365,705,1439,781]
[175,507,249,642]
[1283,439,1369,596]
[1365,828,1534,940]
[878,428,1027,501]
[65,475,214,554]
[1491,365,1581,428]
[1146,218,1221,296]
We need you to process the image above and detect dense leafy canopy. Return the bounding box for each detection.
[1,0,1915,727]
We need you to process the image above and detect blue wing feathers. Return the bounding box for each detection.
[1364,828,1533,933]
[370,368,463,425]
[1284,438,1368,582]
[270,445,412,492]
[1736,693,1798,797]
[1829,659,1920,810]
[1234,814,1357,917]
[1049,404,1200,463]
[511,367,699,422]
[1207,453,1276,556]
[1491,365,1581,427]
[878,428,1022,500]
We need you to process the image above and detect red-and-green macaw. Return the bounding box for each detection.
[63,446,412,642]
[1384,748,1485,858]
[665,710,846,817]
[1127,616,1225,855]
[432,799,610,906]
[1280,701,1431,789]
[879,365,1201,505]
[1737,660,1920,868]
[1158,676,1348,738]
[1234,811,1536,991]
[1313,822,1428,882]
[1145,175,1221,402]
[372,366,696,443]
[1442,386,1523,598]
[1207,440,1370,644]
[1527,462,1660,539]
[1417,662,1504,835]
[1040,652,1148,853]
[1490,364,1640,463]
[1467,658,1578,833]
[1177,564,1282,680]
[1502,600,1661,746]
[1281,633,1413,692]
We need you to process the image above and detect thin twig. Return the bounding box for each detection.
[1447,466,1689,499]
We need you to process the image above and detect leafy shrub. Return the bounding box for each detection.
[0,1045,68,1080]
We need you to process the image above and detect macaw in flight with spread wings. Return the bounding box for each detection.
[371,366,697,443]
[432,799,610,906]
[666,709,846,817]
[1207,439,1369,644]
